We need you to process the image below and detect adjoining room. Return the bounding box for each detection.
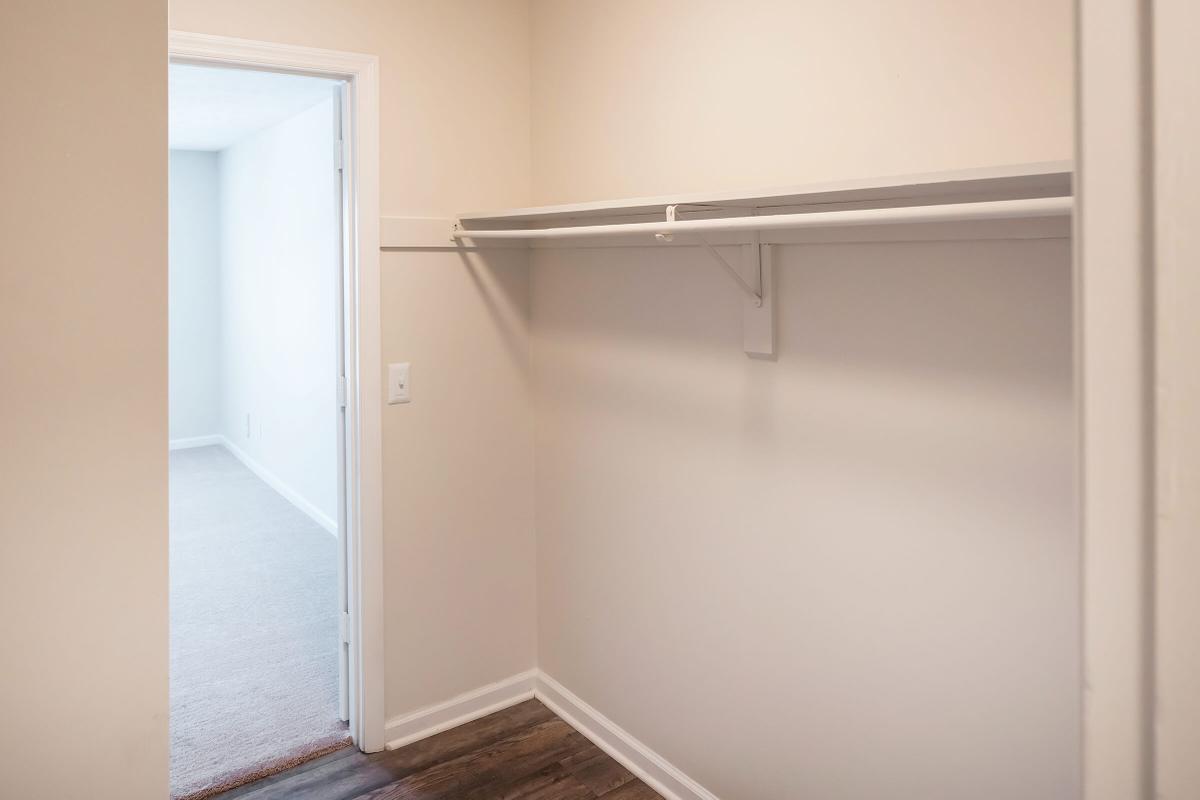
[167,62,348,800]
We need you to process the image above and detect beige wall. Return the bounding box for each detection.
[170,0,531,218]
[168,0,537,720]
[0,2,168,798]
[379,248,534,714]
[530,0,1074,204]
[533,237,1077,799]
[1155,0,1200,796]
[528,2,1077,797]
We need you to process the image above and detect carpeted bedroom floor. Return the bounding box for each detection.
[169,445,349,800]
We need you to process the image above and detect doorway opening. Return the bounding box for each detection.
[167,59,356,800]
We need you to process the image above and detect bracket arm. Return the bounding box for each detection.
[695,234,763,306]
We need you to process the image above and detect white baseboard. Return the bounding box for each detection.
[169,434,223,450]
[383,670,538,750]
[217,436,338,536]
[377,669,717,800]
[534,672,719,800]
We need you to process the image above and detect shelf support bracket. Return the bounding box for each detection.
[660,205,774,358]
[695,234,774,358]
[742,241,774,358]
[696,235,763,306]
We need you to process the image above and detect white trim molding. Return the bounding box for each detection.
[380,670,718,800]
[384,671,538,751]
[534,673,719,800]
[168,434,223,451]
[218,437,337,535]
[169,31,379,81]
[1076,1,1156,799]
[169,30,385,754]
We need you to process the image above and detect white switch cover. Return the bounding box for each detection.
[388,362,411,404]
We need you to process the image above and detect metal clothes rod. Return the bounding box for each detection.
[452,196,1072,241]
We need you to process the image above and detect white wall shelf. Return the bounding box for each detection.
[380,161,1072,248]
[455,160,1072,228]
[451,196,1070,241]
[380,162,1073,359]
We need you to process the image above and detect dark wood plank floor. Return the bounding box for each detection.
[214,700,663,800]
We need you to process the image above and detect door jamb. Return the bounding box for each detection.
[167,30,386,753]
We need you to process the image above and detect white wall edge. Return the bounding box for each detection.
[534,672,720,800]
[168,434,223,451]
[217,436,338,536]
[383,670,538,750]
[169,30,376,78]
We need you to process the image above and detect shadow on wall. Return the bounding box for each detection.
[458,249,532,378]
[532,237,1072,466]
[531,234,1077,800]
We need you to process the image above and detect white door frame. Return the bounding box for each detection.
[168,30,386,753]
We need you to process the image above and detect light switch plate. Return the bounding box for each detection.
[388,362,411,405]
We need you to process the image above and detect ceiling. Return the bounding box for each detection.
[169,63,340,151]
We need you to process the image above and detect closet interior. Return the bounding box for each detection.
[380,160,1078,800]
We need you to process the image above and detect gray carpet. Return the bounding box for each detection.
[170,445,349,800]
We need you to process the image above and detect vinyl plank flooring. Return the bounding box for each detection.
[459,761,593,800]
[561,746,638,796]
[221,700,558,800]
[211,699,663,800]
[594,782,664,800]
[354,718,590,800]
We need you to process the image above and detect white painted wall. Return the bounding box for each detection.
[528,3,1077,799]
[169,150,221,443]
[533,237,1077,799]
[169,0,538,722]
[0,2,168,797]
[217,96,339,527]
[530,0,1074,204]
[1154,0,1200,796]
